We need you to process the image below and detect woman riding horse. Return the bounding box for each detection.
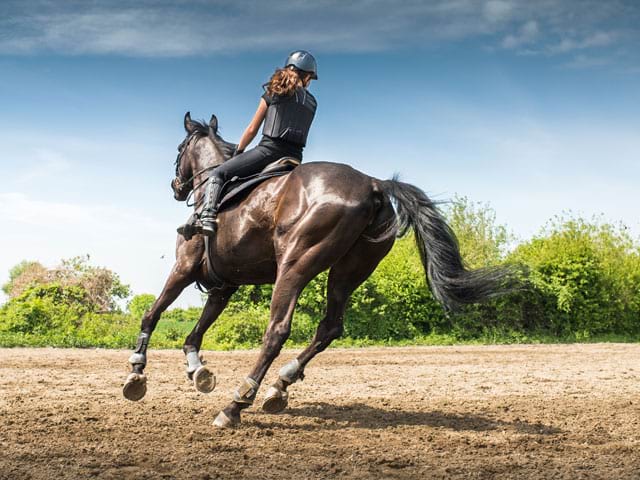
[124,51,519,428]
[178,50,318,239]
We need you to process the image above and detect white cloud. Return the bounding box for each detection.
[502,20,539,49]
[0,1,634,60]
[15,148,71,182]
[548,31,616,54]
[0,192,204,308]
[483,0,515,23]
[0,192,171,232]
[563,54,611,69]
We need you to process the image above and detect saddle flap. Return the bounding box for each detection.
[217,157,300,211]
[260,157,301,175]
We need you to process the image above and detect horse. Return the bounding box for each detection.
[122,112,517,428]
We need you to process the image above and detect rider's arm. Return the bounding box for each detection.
[236,98,268,153]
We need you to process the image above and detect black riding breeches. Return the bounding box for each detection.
[211,140,301,183]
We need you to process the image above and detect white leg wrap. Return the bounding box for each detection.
[278,358,300,384]
[129,332,150,366]
[128,352,147,366]
[185,351,203,374]
[233,377,259,404]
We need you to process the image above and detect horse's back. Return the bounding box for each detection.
[278,161,378,216]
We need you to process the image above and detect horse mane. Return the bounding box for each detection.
[190,118,237,160]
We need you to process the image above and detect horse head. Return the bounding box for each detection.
[171,112,229,202]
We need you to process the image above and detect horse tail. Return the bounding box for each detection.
[378,177,519,310]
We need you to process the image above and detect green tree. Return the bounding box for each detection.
[446,195,511,268]
[2,260,47,296]
[2,255,130,312]
[127,294,156,319]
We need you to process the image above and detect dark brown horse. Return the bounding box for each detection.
[123,112,515,428]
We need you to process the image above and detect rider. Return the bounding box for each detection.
[178,50,318,238]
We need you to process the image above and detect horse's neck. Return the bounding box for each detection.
[192,153,223,207]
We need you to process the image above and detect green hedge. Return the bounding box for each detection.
[1,211,638,349]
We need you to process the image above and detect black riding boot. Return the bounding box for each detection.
[199,177,224,236]
[177,177,224,239]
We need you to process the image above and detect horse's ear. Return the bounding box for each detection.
[209,114,218,134]
[184,111,195,133]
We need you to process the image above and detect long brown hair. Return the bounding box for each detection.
[265,67,310,96]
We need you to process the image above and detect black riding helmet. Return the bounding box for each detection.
[285,50,318,80]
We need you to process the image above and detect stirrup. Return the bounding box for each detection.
[177,223,198,240]
[200,216,218,236]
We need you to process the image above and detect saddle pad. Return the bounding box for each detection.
[217,158,299,211]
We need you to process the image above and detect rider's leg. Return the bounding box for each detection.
[201,146,276,232]
[178,146,277,238]
[198,175,225,235]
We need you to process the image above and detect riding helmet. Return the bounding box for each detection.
[285,50,318,79]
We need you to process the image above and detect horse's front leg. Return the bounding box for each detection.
[123,255,197,401]
[182,286,237,394]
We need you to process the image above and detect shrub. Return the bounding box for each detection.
[0,283,87,335]
[207,307,270,348]
[446,195,512,268]
[507,216,640,336]
[127,293,156,319]
[2,255,130,312]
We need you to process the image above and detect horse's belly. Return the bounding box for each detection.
[210,199,279,285]
[215,237,277,285]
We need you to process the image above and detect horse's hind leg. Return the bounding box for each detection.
[182,286,237,394]
[262,236,395,413]
[213,243,350,427]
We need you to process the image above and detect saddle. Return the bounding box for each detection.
[217,157,300,211]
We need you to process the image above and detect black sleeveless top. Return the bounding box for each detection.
[261,87,317,148]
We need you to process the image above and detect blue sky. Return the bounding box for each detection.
[1,0,639,307]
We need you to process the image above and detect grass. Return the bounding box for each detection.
[1,327,639,350]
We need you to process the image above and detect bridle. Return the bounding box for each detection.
[172,132,218,206]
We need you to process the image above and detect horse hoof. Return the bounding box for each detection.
[193,365,216,394]
[213,410,239,429]
[123,373,147,401]
[261,386,288,414]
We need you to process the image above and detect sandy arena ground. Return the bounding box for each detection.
[1,344,639,479]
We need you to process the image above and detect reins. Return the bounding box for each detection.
[184,168,215,208]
